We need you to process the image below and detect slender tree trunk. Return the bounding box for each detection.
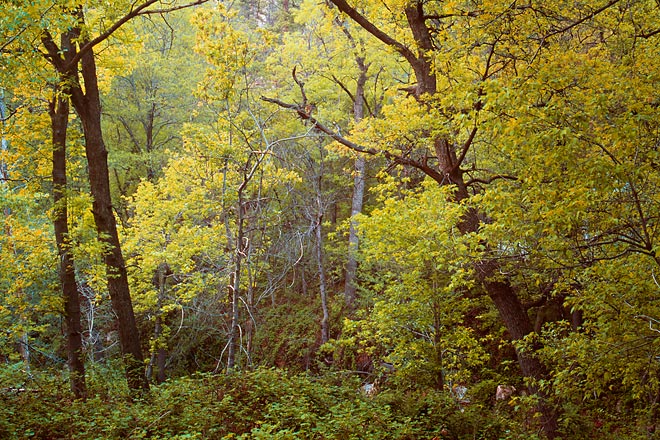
[148,262,168,384]
[313,140,330,345]
[344,156,365,308]
[0,89,8,181]
[50,93,87,399]
[316,214,330,345]
[245,246,255,367]
[157,270,166,384]
[432,302,444,391]
[344,56,368,310]
[227,192,244,372]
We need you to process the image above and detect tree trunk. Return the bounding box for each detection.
[50,93,87,399]
[148,262,168,384]
[344,156,365,308]
[0,89,8,181]
[45,25,149,392]
[403,4,436,97]
[316,214,330,345]
[485,276,559,437]
[313,140,330,345]
[227,192,244,372]
[344,55,368,310]
[245,247,255,367]
[432,302,444,391]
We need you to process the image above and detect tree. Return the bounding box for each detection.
[265,0,660,435]
[102,12,205,222]
[263,0,649,435]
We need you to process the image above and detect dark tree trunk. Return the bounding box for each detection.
[484,276,559,436]
[403,4,436,97]
[75,46,147,393]
[42,24,148,393]
[50,93,87,400]
[148,262,169,384]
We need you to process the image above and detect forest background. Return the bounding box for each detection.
[1,0,660,438]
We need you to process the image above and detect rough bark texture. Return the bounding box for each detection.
[50,94,87,399]
[76,46,147,393]
[483,275,559,436]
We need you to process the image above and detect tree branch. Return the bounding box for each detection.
[453,125,478,171]
[292,66,307,106]
[327,0,419,67]
[65,0,210,70]
[466,174,518,186]
[544,0,623,39]
[637,28,660,39]
[260,95,446,184]
[40,31,65,71]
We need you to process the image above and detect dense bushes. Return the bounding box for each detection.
[0,364,522,439]
[2,362,656,439]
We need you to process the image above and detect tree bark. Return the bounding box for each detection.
[484,275,559,436]
[50,93,87,399]
[75,43,147,393]
[148,262,169,384]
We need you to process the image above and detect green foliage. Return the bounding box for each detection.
[332,180,490,390]
[102,11,206,218]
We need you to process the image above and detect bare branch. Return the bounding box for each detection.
[453,125,478,171]
[466,174,518,186]
[292,66,307,106]
[637,28,660,39]
[635,315,660,334]
[544,0,623,39]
